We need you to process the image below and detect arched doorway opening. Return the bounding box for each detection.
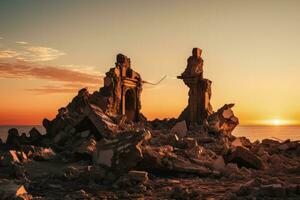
[125,89,136,121]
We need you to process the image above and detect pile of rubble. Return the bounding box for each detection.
[0,50,299,199]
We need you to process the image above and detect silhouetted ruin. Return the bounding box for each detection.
[178,48,213,126]
[100,54,142,122]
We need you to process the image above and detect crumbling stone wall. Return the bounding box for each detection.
[96,54,143,122]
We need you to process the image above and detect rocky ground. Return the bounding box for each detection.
[0,89,300,200]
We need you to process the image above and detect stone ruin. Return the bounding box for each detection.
[99,54,143,122]
[2,48,299,199]
[178,48,213,126]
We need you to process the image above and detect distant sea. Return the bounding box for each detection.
[0,125,299,142]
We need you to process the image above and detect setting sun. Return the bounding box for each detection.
[258,119,295,126]
[272,119,282,126]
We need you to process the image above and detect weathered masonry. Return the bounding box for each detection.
[101,54,143,121]
[178,48,213,126]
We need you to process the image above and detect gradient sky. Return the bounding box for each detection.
[0,0,300,125]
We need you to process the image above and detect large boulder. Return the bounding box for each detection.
[208,104,239,135]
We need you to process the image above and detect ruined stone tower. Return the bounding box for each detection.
[178,48,213,126]
[99,54,143,121]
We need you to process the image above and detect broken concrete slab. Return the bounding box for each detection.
[80,104,118,139]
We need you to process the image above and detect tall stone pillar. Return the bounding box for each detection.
[178,48,213,126]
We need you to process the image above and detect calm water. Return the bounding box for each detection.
[233,125,300,141]
[0,125,299,142]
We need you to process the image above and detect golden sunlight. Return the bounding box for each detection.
[272,119,281,126]
[259,119,293,126]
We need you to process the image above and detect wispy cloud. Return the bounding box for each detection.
[0,50,19,59]
[0,60,101,84]
[16,41,28,45]
[0,59,102,94]
[0,43,65,62]
[17,46,65,62]
[62,64,103,76]
[26,83,98,94]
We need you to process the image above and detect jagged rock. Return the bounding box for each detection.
[261,138,280,146]
[28,128,42,142]
[6,128,20,146]
[226,146,264,170]
[0,179,28,199]
[74,137,97,159]
[171,121,187,138]
[277,140,299,151]
[150,118,178,130]
[231,137,252,149]
[78,104,118,139]
[141,145,212,175]
[208,104,239,135]
[93,130,151,171]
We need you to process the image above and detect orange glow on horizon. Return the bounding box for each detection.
[253,119,299,126]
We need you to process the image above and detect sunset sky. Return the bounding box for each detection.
[1,0,300,125]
